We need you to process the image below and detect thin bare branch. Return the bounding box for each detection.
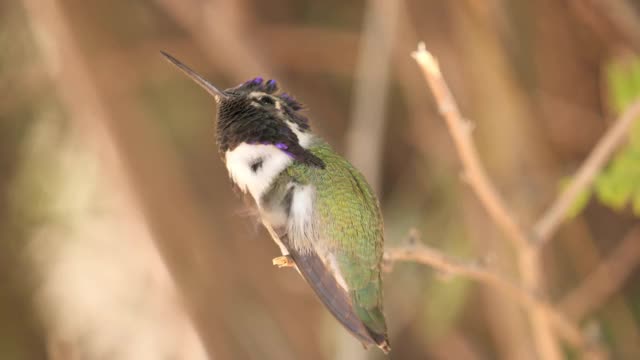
[384,244,585,349]
[560,226,640,320]
[410,43,594,360]
[411,43,531,251]
[533,100,640,245]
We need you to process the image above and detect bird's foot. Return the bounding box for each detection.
[272,255,295,268]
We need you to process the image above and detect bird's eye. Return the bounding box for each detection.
[259,96,275,105]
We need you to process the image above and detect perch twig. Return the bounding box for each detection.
[385,241,585,348]
[410,43,596,359]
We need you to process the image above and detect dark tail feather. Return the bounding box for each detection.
[366,329,390,354]
[287,248,390,352]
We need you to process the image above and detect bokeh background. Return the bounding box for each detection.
[2,0,640,359]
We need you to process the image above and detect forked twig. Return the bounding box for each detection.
[384,240,585,349]
[409,43,599,359]
[410,44,530,252]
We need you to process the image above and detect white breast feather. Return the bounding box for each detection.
[288,122,313,148]
[287,185,317,252]
[226,140,349,291]
[225,143,293,201]
[287,185,349,291]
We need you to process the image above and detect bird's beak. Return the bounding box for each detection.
[160,51,228,102]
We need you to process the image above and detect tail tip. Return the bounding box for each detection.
[378,340,391,354]
[364,325,390,354]
[368,331,391,354]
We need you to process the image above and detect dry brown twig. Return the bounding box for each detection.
[384,233,584,349]
[386,226,640,359]
[409,43,566,360]
[408,45,531,252]
[533,100,640,244]
[386,42,636,360]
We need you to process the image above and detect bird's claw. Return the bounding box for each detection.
[272,255,295,268]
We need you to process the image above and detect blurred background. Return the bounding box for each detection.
[2,0,640,359]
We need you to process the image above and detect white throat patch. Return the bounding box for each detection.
[225,143,293,201]
[287,121,313,148]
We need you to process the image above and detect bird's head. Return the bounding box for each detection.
[161,51,314,155]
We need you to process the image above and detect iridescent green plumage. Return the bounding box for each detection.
[161,52,389,352]
[275,141,387,339]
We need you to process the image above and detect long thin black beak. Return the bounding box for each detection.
[160,51,228,101]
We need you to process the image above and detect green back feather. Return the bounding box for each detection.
[283,141,386,333]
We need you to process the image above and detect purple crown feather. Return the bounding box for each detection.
[229,77,304,109]
[265,79,277,93]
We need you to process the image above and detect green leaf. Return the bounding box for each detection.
[631,119,640,151]
[561,178,592,219]
[633,188,640,217]
[595,168,634,211]
[607,61,636,112]
[596,58,640,217]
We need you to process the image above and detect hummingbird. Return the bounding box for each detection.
[161,51,390,353]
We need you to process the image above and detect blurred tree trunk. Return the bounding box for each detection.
[20,0,210,358]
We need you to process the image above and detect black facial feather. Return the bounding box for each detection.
[250,158,263,172]
[215,77,325,169]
